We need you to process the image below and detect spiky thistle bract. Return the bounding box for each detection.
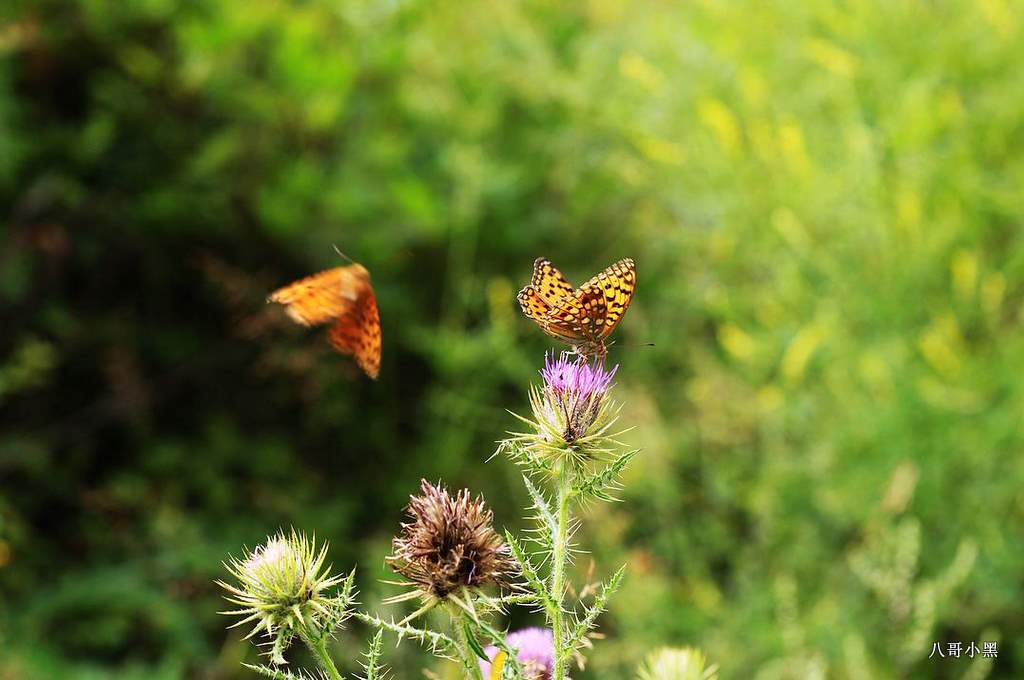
[218,530,353,665]
[500,352,625,472]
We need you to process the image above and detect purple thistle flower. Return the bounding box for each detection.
[536,351,617,445]
[479,627,554,680]
[541,351,617,398]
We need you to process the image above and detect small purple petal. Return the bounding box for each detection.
[540,351,617,399]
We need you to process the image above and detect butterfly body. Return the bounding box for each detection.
[517,257,636,359]
[268,263,381,379]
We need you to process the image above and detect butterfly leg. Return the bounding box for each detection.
[571,342,607,363]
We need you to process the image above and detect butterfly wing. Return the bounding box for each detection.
[530,258,636,356]
[517,285,552,321]
[328,284,381,379]
[530,257,576,304]
[576,257,636,341]
[267,265,369,326]
[541,285,608,345]
[518,257,577,322]
[269,262,381,379]
[488,651,508,680]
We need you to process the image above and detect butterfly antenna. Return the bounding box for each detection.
[331,244,355,264]
[615,340,656,350]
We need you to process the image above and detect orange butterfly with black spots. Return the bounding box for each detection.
[268,263,381,379]
[517,257,636,359]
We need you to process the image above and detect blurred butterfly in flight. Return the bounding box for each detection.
[268,261,381,379]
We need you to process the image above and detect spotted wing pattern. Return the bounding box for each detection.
[517,285,552,321]
[517,257,636,358]
[518,257,577,321]
[530,258,576,304]
[268,263,382,379]
[267,265,367,326]
[540,284,609,345]
[327,287,381,379]
[577,257,636,340]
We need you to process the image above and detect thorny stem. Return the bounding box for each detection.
[453,607,485,680]
[551,461,572,680]
[308,631,344,680]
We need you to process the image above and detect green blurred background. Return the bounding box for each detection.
[2,0,1023,678]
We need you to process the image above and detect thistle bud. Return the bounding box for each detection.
[218,530,349,665]
[637,647,719,680]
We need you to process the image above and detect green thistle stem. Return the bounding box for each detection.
[455,612,486,680]
[309,634,344,680]
[551,461,572,680]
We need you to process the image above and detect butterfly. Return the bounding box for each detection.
[517,257,636,359]
[267,262,381,379]
[488,651,507,680]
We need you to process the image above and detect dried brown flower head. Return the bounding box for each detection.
[387,480,517,600]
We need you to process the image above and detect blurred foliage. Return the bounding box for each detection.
[1,0,1023,678]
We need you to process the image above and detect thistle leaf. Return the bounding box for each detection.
[573,448,639,503]
[359,629,388,680]
[242,663,328,680]
[505,530,557,617]
[463,619,492,661]
[567,564,626,651]
[522,475,557,541]
[355,612,458,660]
